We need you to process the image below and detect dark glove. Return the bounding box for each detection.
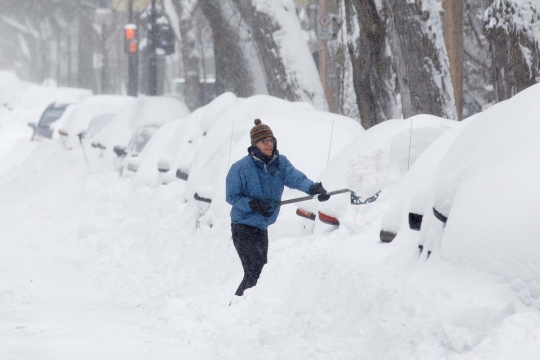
[249,199,274,217]
[310,182,331,202]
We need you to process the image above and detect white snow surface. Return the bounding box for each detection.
[2,83,540,359]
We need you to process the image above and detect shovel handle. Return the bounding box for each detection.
[279,188,351,206]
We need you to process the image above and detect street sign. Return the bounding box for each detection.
[317,13,334,41]
[116,0,150,12]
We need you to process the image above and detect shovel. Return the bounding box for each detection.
[293,189,382,221]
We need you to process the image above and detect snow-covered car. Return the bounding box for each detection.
[28,102,71,140]
[306,116,456,234]
[190,101,364,236]
[54,95,134,148]
[402,83,540,310]
[156,92,240,185]
[378,116,474,243]
[124,119,184,181]
[148,93,331,191]
[90,96,190,158]
[2,72,92,125]
[86,113,116,140]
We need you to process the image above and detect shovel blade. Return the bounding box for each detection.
[296,208,316,220]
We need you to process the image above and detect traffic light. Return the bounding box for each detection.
[158,23,175,56]
[147,22,175,56]
[124,24,138,54]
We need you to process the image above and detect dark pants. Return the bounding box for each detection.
[231,223,268,296]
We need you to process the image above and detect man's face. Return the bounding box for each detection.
[255,136,274,157]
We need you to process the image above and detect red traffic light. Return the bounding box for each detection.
[125,28,135,40]
[124,24,138,54]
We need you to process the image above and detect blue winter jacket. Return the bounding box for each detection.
[226,147,315,230]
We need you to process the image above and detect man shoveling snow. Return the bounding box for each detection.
[226,119,330,300]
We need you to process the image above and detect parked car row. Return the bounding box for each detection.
[30,81,540,311]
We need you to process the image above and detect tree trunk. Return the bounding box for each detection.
[442,0,464,120]
[462,0,492,117]
[346,0,398,129]
[200,0,255,98]
[78,10,97,92]
[231,0,326,109]
[484,0,540,103]
[170,0,201,111]
[386,0,457,119]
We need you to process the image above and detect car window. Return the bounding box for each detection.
[128,125,159,154]
[39,107,67,127]
[86,114,115,138]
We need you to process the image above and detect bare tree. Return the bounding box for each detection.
[0,0,102,91]
[386,0,457,119]
[463,0,492,117]
[168,0,202,110]
[442,0,464,120]
[200,0,256,98]
[346,0,399,129]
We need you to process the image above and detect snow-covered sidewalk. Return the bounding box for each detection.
[1,139,540,359]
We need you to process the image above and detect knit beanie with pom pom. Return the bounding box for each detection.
[250,118,274,145]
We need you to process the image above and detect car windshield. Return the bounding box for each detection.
[128,125,158,154]
[39,107,67,127]
[86,114,115,138]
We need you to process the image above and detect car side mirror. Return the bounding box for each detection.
[157,156,171,173]
[113,145,127,158]
[28,122,36,130]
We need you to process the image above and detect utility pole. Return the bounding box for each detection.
[148,0,158,96]
[319,0,334,112]
[127,0,139,96]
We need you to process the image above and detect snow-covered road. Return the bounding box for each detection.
[1,135,540,359]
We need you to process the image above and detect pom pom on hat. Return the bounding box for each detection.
[250,118,274,145]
